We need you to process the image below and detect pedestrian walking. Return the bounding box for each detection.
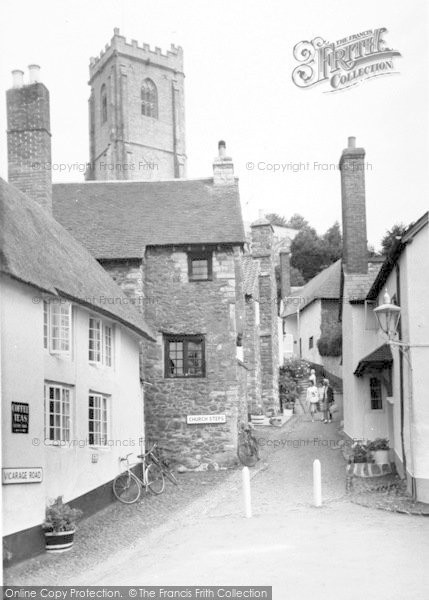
[309,369,317,386]
[320,378,334,423]
[306,382,319,422]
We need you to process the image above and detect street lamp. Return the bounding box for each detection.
[373,290,401,339]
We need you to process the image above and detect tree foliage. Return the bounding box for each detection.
[267,212,343,284]
[381,223,407,255]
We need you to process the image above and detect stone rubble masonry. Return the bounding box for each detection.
[87,29,186,181]
[250,221,280,414]
[102,245,249,469]
[6,83,52,212]
[340,141,368,274]
[243,298,262,412]
[141,246,248,469]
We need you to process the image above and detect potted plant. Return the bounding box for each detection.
[42,496,82,553]
[350,441,368,464]
[250,404,265,426]
[367,438,390,465]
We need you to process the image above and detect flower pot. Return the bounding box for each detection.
[44,529,76,553]
[371,450,390,465]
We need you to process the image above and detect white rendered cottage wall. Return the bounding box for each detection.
[399,226,429,501]
[1,276,144,536]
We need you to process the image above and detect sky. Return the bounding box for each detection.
[0,0,428,249]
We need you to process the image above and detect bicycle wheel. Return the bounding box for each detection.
[146,463,165,495]
[113,472,141,504]
[163,466,178,486]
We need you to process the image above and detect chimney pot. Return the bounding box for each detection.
[28,64,41,84]
[218,140,226,157]
[348,136,356,148]
[11,69,24,88]
[113,27,120,35]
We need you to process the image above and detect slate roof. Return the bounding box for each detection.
[282,259,342,317]
[343,259,384,302]
[242,256,260,298]
[0,178,155,340]
[52,179,246,259]
[354,343,393,376]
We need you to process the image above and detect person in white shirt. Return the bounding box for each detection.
[309,369,316,386]
[306,382,319,422]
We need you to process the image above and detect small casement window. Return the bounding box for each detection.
[141,78,158,118]
[164,335,205,378]
[101,84,107,123]
[45,384,72,443]
[88,393,109,446]
[309,336,314,349]
[370,377,383,410]
[89,317,113,366]
[188,251,213,281]
[43,300,72,355]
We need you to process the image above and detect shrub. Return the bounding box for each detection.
[42,496,83,533]
[317,329,342,357]
[367,438,390,451]
[281,357,310,381]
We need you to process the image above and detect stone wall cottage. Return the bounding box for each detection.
[2,68,155,563]
[52,142,280,469]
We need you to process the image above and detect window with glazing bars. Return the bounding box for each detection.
[45,384,71,443]
[188,251,213,281]
[43,301,71,354]
[164,335,205,378]
[370,377,383,410]
[88,394,108,446]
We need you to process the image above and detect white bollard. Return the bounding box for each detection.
[313,459,322,507]
[242,466,252,518]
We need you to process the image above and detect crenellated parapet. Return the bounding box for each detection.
[89,28,184,82]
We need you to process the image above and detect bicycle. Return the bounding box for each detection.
[237,422,260,467]
[113,444,165,503]
[149,445,179,486]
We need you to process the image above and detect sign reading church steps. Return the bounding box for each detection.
[187,414,226,424]
[2,468,43,485]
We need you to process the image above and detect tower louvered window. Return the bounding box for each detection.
[101,84,107,123]
[141,79,158,118]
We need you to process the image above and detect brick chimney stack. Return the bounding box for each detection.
[279,248,291,299]
[340,136,367,273]
[7,65,52,213]
[213,140,235,185]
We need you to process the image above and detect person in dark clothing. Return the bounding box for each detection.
[321,378,334,423]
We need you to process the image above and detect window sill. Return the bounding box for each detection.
[188,278,213,283]
[89,361,113,369]
[164,375,207,380]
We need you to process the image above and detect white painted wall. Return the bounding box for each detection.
[342,221,429,502]
[399,224,429,501]
[1,276,144,536]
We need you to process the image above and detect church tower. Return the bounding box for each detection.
[86,28,186,181]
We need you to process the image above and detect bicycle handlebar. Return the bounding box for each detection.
[119,453,133,462]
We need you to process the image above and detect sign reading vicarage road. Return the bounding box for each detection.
[187,415,226,424]
[2,467,43,485]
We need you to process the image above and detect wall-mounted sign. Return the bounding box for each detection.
[187,414,226,424]
[2,467,43,485]
[11,402,29,434]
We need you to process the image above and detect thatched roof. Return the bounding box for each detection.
[0,178,155,340]
[52,179,246,259]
